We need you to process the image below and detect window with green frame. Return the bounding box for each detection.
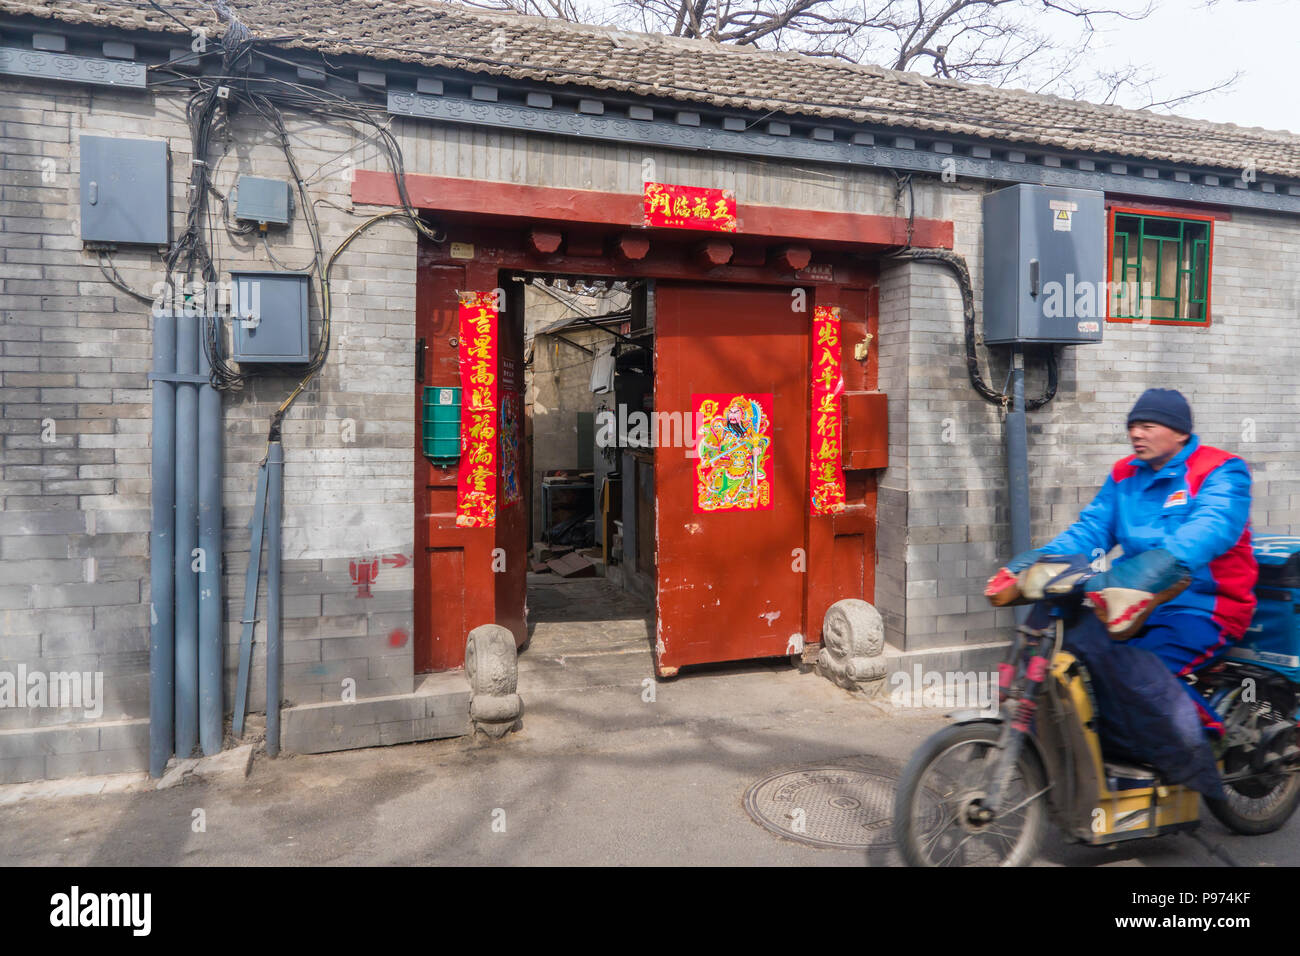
[1110,212,1211,322]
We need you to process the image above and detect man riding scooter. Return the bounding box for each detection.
[985,388,1259,796]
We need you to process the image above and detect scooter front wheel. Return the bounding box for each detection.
[893,722,1049,867]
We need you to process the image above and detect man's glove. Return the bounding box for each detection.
[1082,548,1192,640]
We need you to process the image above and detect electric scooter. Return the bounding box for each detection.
[892,539,1300,866]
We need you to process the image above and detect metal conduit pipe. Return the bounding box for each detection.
[1005,349,1032,628]
[148,311,177,778]
[174,310,200,758]
[265,440,284,757]
[197,324,224,755]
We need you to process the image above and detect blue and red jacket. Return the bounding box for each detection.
[1038,434,1258,639]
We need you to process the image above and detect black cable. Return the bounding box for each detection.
[259,232,316,272]
[883,160,1057,411]
[211,183,258,238]
[139,20,448,409]
[152,68,441,241]
[145,0,192,32]
[887,246,1058,411]
[98,252,155,304]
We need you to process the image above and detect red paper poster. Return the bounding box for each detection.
[693,393,773,513]
[456,292,498,528]
[809,305,847,515]
[644,181,738,233]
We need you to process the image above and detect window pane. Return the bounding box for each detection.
[1143,217,1181,239]
[1159,239,1179,298]
[1109,212,1211,323]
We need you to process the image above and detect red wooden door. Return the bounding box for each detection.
[654,282,810,675]
[415,256,526,672]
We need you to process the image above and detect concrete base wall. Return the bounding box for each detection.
[281,671,470,755]
[0,718,148,784]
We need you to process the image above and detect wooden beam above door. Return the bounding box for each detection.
[354,171,954,250]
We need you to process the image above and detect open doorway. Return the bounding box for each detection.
[410,202,883,679]
[519,273,657,670]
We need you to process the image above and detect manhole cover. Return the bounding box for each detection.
[744,767,924,849]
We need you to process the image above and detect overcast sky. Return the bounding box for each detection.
[1089,0,1297,133]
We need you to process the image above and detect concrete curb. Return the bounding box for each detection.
[0,744,256,805]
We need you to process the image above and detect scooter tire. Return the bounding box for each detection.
[1204,770,1300,836]
[893,721,1049,867]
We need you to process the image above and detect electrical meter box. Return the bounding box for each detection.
[79,135,170,245]
[235,176,291,225]
[229,271,310,364]
[422,386,461,464]
[982,184,1106,346]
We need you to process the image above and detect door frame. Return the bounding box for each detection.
[356,171,952,672]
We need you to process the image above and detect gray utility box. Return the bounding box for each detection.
[229,271,311,363]
[79,135,170,245]
[235,175,291,225]
[982,184,1105,345]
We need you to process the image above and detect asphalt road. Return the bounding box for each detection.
[1,578,1294,866]
[2,660,1293,866]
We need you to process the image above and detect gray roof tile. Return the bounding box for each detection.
[4,0,1297,177]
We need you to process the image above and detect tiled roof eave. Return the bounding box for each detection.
[0,0,1296,180]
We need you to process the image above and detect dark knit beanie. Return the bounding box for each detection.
[1127,388,1193,434]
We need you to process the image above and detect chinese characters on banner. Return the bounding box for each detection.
[693,393,773,513]
[456,293,497,527]
[809,305,847,515]
[644,182,738,233]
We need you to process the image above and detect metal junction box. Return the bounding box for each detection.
[229,271,310,363]
[422,386,461,464]
[79,135,170,245]
[235,175,291,225]
[982,184,1105,346]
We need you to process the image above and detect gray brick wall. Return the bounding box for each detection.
[4,69,1299,779]
[1,78,416,779]
[877,180,1300,652]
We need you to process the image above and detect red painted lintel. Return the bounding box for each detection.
[353,170,954,250]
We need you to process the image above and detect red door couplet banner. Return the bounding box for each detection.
[809,305,847,515]
[456,292,498,528]
[643,182,738,232]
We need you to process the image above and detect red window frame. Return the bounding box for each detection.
[1106,202,1218,327]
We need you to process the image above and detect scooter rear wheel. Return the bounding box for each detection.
[1204,767,1300,835]
[893,722,1049,867]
